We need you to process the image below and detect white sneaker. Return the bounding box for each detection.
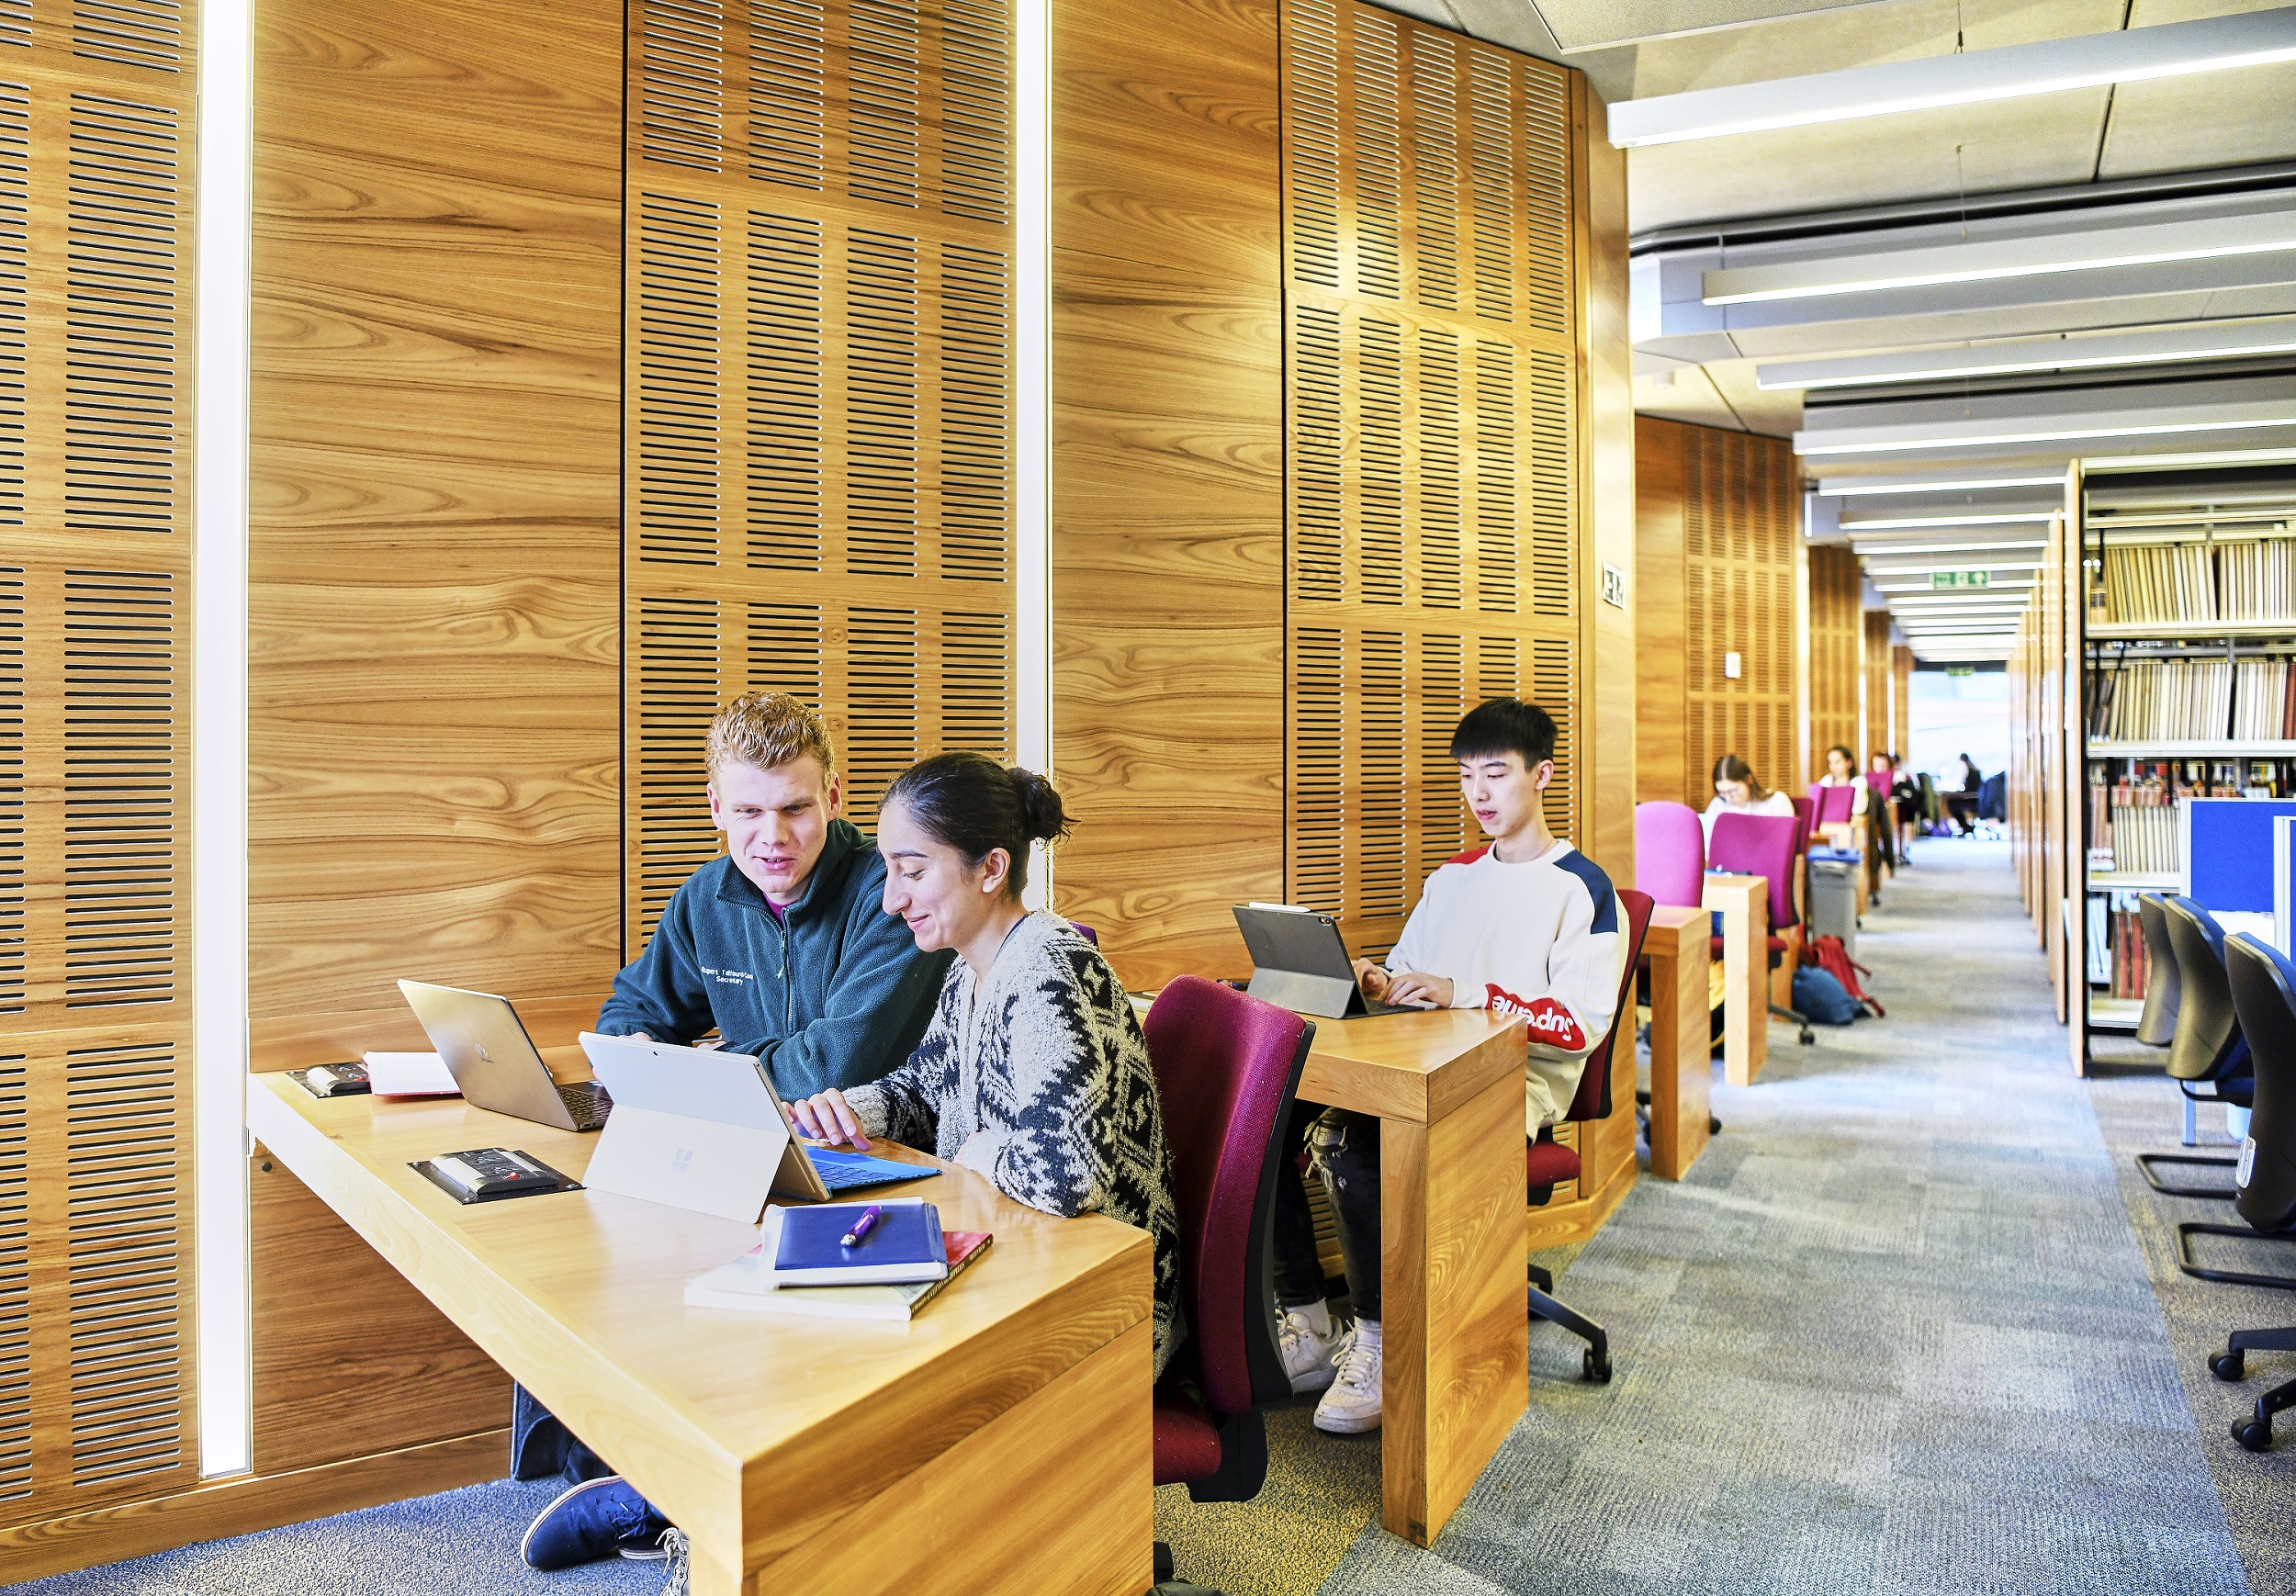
[1313,1321,1382,1433]
[1278,1304,1341,1394]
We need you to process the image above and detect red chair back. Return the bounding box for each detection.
[1142,976,1312,1417]
[1810,784,1856,827]
[1708,812,1799,933]
[1562,888,1655,1125]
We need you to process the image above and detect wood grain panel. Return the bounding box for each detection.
[1049,0,1283,989]
[1577,83,1633,881]
[1643,906,1709,1181]
[1862,608,1893,763]
[250,0,624,1029]
[1634,418,1689,806]
[250,1150,508,1475]
[1806,544,1863,781]
[1892,643,1913,761]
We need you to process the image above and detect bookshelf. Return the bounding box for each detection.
[2079,498,2296,1038]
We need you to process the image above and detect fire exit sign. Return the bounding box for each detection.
[1931,570,1991,590]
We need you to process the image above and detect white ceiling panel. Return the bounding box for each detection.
[2098,65,2296,177]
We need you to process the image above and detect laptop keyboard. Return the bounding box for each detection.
[809,1149,927,1192]
[557,1080,613,1132]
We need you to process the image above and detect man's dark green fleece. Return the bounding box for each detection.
[596,819,951,1097]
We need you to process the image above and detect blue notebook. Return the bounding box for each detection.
[770,1200,947,1287]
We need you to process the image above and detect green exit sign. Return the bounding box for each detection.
[1931,570,1991,590]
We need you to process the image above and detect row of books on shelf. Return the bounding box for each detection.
[2089,757,2296,803]
[2090,803,2179,876]
[2085,658,2296,740]
[2096,536,2296,625]
[2092,894,2154,1001]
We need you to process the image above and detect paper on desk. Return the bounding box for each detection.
[362,1051,459,1096]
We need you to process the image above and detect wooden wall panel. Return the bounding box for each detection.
[625,0,1018,951]
[1280,0,1582,959]
[1862,609,1892,763]
[1049,0,1284,989]
[250,0,624,1045]
[1806,544,1862,781]
[1634,421,1688,806]
[1644,419,1799,805]
[1577,87,1634,883]
[0,2,201,1531]
[1892,644,1913,762]
[250,1152,507,1475]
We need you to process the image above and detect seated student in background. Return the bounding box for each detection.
[790,751,1187,1379]
[1889,753,1922,850]
[1863,750,1899,875]
[593,691,951,1096]
[515,695,952,1574]
[1816,744,1875,902]
[1701,752,1795,844]
[1269,698,1620,1436]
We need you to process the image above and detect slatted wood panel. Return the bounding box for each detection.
[1862,609,1893,763]
[625,0,1016,950]
[1674,424,1799,803]
[0,2,197,1527]
[1281,0,1579,957]
[1892,644,1913,762]
[1806,545,1862,780]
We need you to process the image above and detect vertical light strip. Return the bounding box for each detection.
[193,0,253,1478]
[1013,0,1052,905]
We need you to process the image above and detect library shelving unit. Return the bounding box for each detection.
[2077,475,2296,1048]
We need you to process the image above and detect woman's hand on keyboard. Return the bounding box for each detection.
[789,1087,871,1151]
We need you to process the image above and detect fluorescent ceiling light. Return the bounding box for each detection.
[1849,540,2046,556]
[1798,398,2296,457]
[1888,594,2033,605]
[2083,444,2296,472]
[1759,319,2296,391]
[1865,561,2045,575]
[1606,7,2296,148]
[1707,210,2296,306]
[1818,474,2064,497]
[1874,579,2036,591]
[1842,512,2059,530]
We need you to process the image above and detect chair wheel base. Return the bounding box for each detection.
[2212,1351,2246,1382]
[2234,1417,2275,1453]
[1798,1029,1815,1046]
[1583,1347,1612,1383]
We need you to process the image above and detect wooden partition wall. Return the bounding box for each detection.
[1633,418,1802,808]
[1806,544,1861,777]
[1861,609,1893,761]
[1893,644,1912,762]
[622,0,1019,949]
[2,0,200,1534]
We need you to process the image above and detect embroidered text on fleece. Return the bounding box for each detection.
[595,819,952,1099]
[1385,841,1622,1131]
[842,913,1187,1378]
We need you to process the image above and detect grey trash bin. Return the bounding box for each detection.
[1806,855,1858,957]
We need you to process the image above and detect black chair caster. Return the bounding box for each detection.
[2212,1350,2246,1381]
[1583,1346,1612,1383]
[2234,1415,2275,1453]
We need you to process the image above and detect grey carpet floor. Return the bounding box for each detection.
[1310,840,2250,1596]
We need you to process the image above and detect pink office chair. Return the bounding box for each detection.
[1634,801,1705,909]
[1142,976,1314,1587]
[1808,783,1856,832]
[1709,810,1815,1047]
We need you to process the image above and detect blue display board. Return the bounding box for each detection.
[2188,798,2296,914]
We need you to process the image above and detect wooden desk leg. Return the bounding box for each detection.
[1379,1067,1527,1547]
[1646,920,1711,1182]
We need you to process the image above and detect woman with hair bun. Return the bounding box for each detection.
[789,750,1187,1377]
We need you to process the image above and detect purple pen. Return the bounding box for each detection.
[838,1205,883,1249]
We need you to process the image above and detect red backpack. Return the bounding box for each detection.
[1802,935,1884,1018]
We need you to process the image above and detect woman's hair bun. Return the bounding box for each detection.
[1009,766,1071,845]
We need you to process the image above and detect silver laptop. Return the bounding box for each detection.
[1232,903,1414,1019]
[398,980,613,1132]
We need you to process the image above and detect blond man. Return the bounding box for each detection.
[593,692,951,1098]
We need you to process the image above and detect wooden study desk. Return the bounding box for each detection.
[1701,872,1769,1086]
[1296,1008,1526,1547]
[248,1074,1154,1596]
[1641,906,1713,1181]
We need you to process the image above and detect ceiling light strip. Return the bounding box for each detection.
[1606,6,2296,149]
[1797,401,2296,457]
[1818,474,2065,497]
[1759,318,2296,391]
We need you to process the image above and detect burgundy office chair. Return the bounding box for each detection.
[1525,887,1654,1385]
[1708,811,1814,1047]
[1634,802,1705,909]
[1141,976,1314,1586]
[1808,783,1856,830]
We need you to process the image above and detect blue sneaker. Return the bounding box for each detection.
[520,1476,670,1570]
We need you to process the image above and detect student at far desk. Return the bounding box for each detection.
[791,751,1187,1379]
[1701,752,1795,844]
[1269,698,1622,1436]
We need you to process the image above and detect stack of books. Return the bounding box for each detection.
[684,1200,991,1321]
[2089,658,2234,740]
[2105,895,2152,1002]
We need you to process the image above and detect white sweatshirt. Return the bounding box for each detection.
[1384,841,1624,1131]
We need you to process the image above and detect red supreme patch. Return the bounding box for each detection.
[1487,987,1584,1050]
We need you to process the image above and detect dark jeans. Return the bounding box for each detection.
[511,1385,615,1485]
[1270,1104,1383,1323]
